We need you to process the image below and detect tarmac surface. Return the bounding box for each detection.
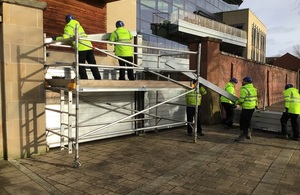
[0,124,300,195]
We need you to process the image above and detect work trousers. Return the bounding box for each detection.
[78,50,101,80]
[118,56,135,80]
[221,102,235,127]
[281,112,299,138]
[186,106,202,134]
[239,108,255,136]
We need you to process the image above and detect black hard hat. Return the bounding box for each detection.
[230,78,238,84]
[65,14,74,23]
[242,76,253,83]
[116,20,124,28]
[285,84,293,90]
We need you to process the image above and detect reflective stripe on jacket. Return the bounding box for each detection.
[109,27,133,57]
[220,82,236,104]
[186,87,207,106]
[56,20,92,51]
[236,83,258,109]
[284,87,300,114]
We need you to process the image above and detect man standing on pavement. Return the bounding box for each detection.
[53,14,101,80]
[277,84,300,141]
[109,20,135,80]
[186,79,207,137]
[235,76,258,142]
[220,78,238,128]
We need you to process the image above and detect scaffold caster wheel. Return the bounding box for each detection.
[72,160,82,168]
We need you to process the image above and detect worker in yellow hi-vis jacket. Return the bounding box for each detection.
[220,78,238,128]
[277,84,300,141]
[186,80,207,137]
[109,20,135,80]
[235,76,258,142]
[53,14,101,80]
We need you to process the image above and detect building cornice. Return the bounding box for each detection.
[0,0,47,10]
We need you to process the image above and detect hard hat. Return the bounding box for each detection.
[65,14,74,23]
[230,78,238,84]
[285,84,294,90]
[116,20,124,28]
[242,76,253,83]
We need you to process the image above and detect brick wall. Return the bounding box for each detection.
[197,39,297,124]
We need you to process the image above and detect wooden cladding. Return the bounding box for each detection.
[41,0,107,53]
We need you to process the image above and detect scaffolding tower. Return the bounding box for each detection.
[44,25,237,167]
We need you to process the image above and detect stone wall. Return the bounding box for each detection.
[0,1,47,160]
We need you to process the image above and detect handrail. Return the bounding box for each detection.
[169,10,247,39]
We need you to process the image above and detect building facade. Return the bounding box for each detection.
[218,9,267,63]
[145,1,266,63]
[137,0,240,51]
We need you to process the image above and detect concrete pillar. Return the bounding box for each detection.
[189,38,222,125]
[0,0,47,159]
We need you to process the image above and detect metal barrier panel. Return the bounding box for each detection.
[234,109,295,135]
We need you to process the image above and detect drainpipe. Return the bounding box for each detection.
[297,69,300,92]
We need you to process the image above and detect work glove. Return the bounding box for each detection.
[52,36,57,41]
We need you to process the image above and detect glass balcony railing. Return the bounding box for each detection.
[168,10,247,39]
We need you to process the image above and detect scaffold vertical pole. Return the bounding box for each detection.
[194,43,201,143]
[73,24,81,168]
[60,90,65,149]
[68,90,73,153]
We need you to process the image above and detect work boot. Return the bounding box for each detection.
[246,129,252,139]
[235,135,246,142]
[275,134,289,140]
[222,124,230,129]
[235,131,245,142]
[290,137,299,141]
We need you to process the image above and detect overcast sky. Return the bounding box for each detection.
[239,0,300,57]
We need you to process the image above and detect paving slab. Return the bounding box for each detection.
[0,124,300,194]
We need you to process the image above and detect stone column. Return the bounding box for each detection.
[0,0,47,159]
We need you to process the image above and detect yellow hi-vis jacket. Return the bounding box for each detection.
[186,87,207,106]
[220,82,236,104]
[109,27,133,57]
[284,87,300,114]
[56,19,92,51]
[236,83,258,109]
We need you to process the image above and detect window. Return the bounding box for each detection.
[141,0,156,8]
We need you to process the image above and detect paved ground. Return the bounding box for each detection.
[1,124,300,195]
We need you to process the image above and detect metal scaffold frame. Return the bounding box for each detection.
[43,25,220,167]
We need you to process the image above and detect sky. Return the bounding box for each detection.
[239,0,300,57]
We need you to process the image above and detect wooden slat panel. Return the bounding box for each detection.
[46,79,190,90]
[41,0,107,54]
